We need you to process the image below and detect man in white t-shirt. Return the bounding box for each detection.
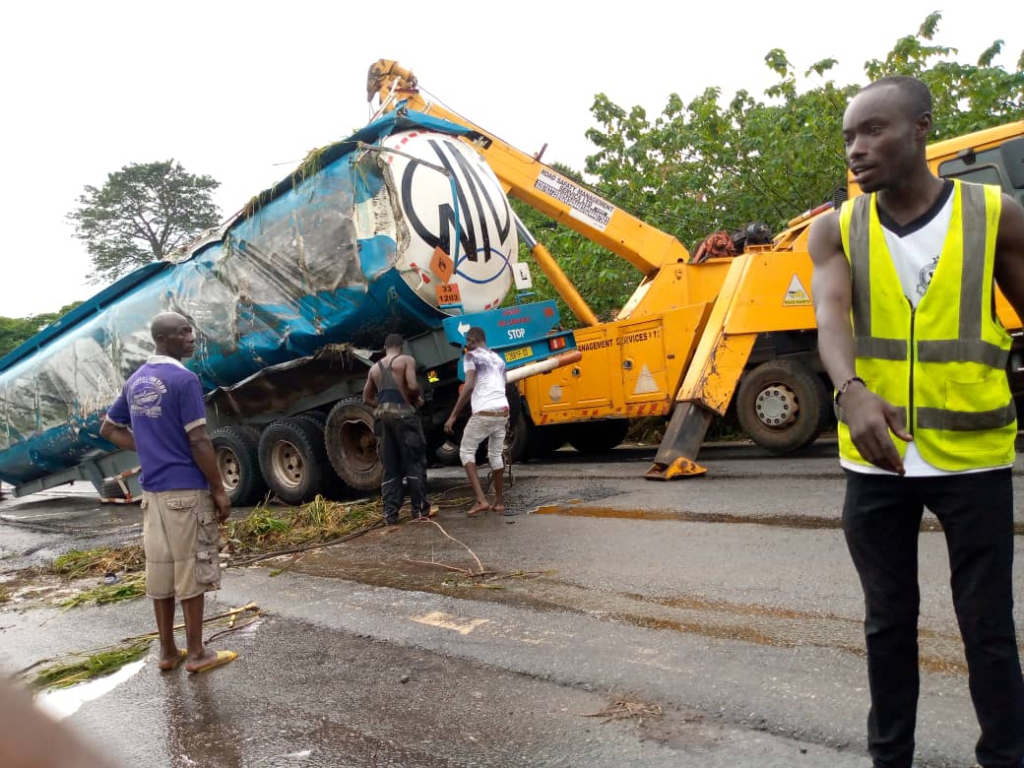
[809,76,1024,768]
[444,326,509,516]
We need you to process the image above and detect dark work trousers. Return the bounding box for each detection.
[843,469,1024,768]
[375,409,429,524]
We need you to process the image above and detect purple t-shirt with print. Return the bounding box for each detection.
[105,358,208,492]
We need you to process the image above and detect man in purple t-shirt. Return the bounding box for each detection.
[100,312,237,674]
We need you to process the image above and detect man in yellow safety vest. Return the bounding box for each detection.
[809,76,1024,768]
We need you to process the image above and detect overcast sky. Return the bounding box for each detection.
[2,0,1020,318]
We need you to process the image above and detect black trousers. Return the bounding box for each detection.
[375,411,428,523]
[843,469,1024,768]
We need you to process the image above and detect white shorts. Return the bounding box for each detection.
[459,413,508,469]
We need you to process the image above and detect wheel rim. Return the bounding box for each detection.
[269,440,305,489]
[216,447,241,492]
[340,417,376,472]
[754,383,800,429]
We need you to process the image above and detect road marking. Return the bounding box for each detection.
[412,610,490,635]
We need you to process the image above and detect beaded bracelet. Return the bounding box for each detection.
[834,376,866,406]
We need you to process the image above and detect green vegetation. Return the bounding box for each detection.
[27,604,261,690]
[52,546,145,579]
[292,145,328,188]
[227,495,384,555]
[31,640,150,690]
[59,574,146,609]
[518,13,1023,326]
[0,301,84,358]
[47,545,147,609]
[67,160,221,283]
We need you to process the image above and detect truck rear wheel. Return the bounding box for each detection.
[507,409,531,462]
[213,425,267,507]
[325,399,383,493]
[293,410,327,428]
[292,413,348,499]
[566,419,629,454]
[529,424,568,457]
[736,360,831,453]
[258,418,329,505]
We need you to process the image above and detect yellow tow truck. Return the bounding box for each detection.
[367,59,1024,478]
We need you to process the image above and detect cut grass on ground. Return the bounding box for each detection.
[226,495,384,555]
[31,640,151,690]
[27,604,261,690]
[59,574,146,608]
[52,546,144,579]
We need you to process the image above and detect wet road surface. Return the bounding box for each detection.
[3,441,1023,766]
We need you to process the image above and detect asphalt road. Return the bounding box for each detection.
[2,440,1022,767]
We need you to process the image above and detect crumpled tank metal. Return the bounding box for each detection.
[0,111,517,486]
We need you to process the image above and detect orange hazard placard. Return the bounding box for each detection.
[436,283,462,306]
[430,247,454,284]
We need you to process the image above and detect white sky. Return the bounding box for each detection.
[1,0,1020,318]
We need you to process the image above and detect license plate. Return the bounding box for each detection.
[504,346,533,363]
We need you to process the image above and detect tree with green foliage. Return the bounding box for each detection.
[0,301,83,359]
[519,13,1022,327]
[68,161,221,284]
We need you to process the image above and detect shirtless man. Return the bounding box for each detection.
[363,333,430,523]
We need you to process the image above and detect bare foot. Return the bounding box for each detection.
[492,502,506,514]
[158,648,186,671]
[186,648,237,674]
[467,501,491,517]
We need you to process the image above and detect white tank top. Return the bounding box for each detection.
[841,182,1009,477]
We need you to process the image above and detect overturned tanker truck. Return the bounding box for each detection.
[0,110,577,505]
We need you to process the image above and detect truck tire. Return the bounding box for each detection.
[293,412,347,498]
[258,418,329,505]
[293,410,327,428]
[435,439,462,465]
[566,419,629,454]
[529,424,568,457]
[507,409,532,462]
[736,360,831,453]
[213,425,267,507]
[325,399,383,493]
[504,388,530,462]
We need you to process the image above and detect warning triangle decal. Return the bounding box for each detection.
[633,365,660,395]
[783,274,812,306]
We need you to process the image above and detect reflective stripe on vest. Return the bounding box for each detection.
[837,180,1014,471]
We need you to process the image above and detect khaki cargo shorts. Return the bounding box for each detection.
[141,489,221,600]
